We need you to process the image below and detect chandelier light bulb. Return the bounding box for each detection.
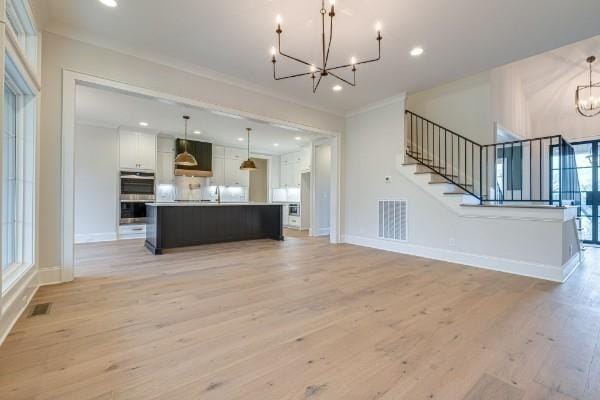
[375,21,382,32]
[310,64,317,73]
[276,15,283,24]
[271,46,276,56]
[350,56,357,65]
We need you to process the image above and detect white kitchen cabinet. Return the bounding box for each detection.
[280,162,293,188]
[299,146,312,172]
[119,131,139,170]
[212,145,225,158]
[288,215,300,228]
[225,147,246,161]
[119,131,156,171]
[225,158,249,187]
[138,133,157,170]
[157,151,174,184]
[210,157,225,186]
[292,162,301,188]
[281,153,294,165]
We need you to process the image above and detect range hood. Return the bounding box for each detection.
[174,139,213,177]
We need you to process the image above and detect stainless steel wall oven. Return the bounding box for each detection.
[120,171,155,224]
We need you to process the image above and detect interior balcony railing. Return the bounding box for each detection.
[404,110,581,207]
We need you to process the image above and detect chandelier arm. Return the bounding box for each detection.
[274,70,314,80]
[326,39,381,72]
[277,33,318,69]
[328,70,356,87]
[272,61,311,81]
[313,74,323,93]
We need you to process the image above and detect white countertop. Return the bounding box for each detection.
[147,202,281,207]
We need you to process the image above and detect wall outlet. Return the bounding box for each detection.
[385,176,392,184]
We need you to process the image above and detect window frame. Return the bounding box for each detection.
[1,0,40,294]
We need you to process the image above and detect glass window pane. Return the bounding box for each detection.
[577,167,593,192]
[573,143,593,168]
[580,217,593,242]
[3,85,17,270]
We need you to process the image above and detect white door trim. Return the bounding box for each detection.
[60,70,343,282]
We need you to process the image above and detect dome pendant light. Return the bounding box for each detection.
[240,128,257,171]
[174,115,198,166]
[575,56,600,118]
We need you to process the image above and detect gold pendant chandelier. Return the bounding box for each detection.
[240,128,257,171]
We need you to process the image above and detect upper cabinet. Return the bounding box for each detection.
[119,131,156,171]
[211,146,249,187]
[299,146,312,172]
[156,136,175,184]
[279,146,312,188]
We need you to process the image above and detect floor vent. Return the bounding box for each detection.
[30,303,52,317]
[378,200,408,242]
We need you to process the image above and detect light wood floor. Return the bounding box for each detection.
[1,236,599,400]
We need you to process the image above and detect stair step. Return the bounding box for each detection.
[429,181,474,188]
[444,190,467,195]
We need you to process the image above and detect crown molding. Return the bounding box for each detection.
[345,92,407,118]
[42,23,345,117]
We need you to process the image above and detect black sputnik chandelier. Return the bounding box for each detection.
[270,0,382,93]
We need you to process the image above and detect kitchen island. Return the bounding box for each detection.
[145,202,284,254]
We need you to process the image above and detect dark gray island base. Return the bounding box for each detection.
[145,203,284,255]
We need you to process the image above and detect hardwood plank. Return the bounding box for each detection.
[463,374,525,400]
[0,237,598,400]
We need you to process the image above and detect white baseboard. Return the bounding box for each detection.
[314,227,330,237]
[0,266,39,346]
[74,232,118,244]
[342,234,580,283]
[39,266,64,286]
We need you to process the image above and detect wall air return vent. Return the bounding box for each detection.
[378,200,408,242]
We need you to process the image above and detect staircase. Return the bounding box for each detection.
[403,110,581,208]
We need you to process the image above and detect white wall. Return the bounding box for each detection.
[74,124,118,242]
[490,64,533,139]
[39,32,343,271]
[342,96,579,281]
[314,144,331,236]
[406,72,494,145]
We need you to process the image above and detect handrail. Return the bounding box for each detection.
[405,110,481,146]
[404,110,581,206]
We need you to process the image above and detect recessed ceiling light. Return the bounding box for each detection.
[273,143,280,147]
[139,122,149,127]
[410,47,424,57]
[211,110,245,120]
[237,137,244,141]
[295,136,302,141]
[193,130,202,135]
[332,85,343,92]
[99,0,117,7]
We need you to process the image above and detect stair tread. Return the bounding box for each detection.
[429,181,474,187]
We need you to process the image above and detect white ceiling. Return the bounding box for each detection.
[75,84,325,155]
[34,0,600,114]
[513,35,600,138]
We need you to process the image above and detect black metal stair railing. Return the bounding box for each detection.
[404,110,581,207]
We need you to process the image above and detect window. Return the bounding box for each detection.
[6,0,38,67]
[2,86,17,270]
[1,0,39,291]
